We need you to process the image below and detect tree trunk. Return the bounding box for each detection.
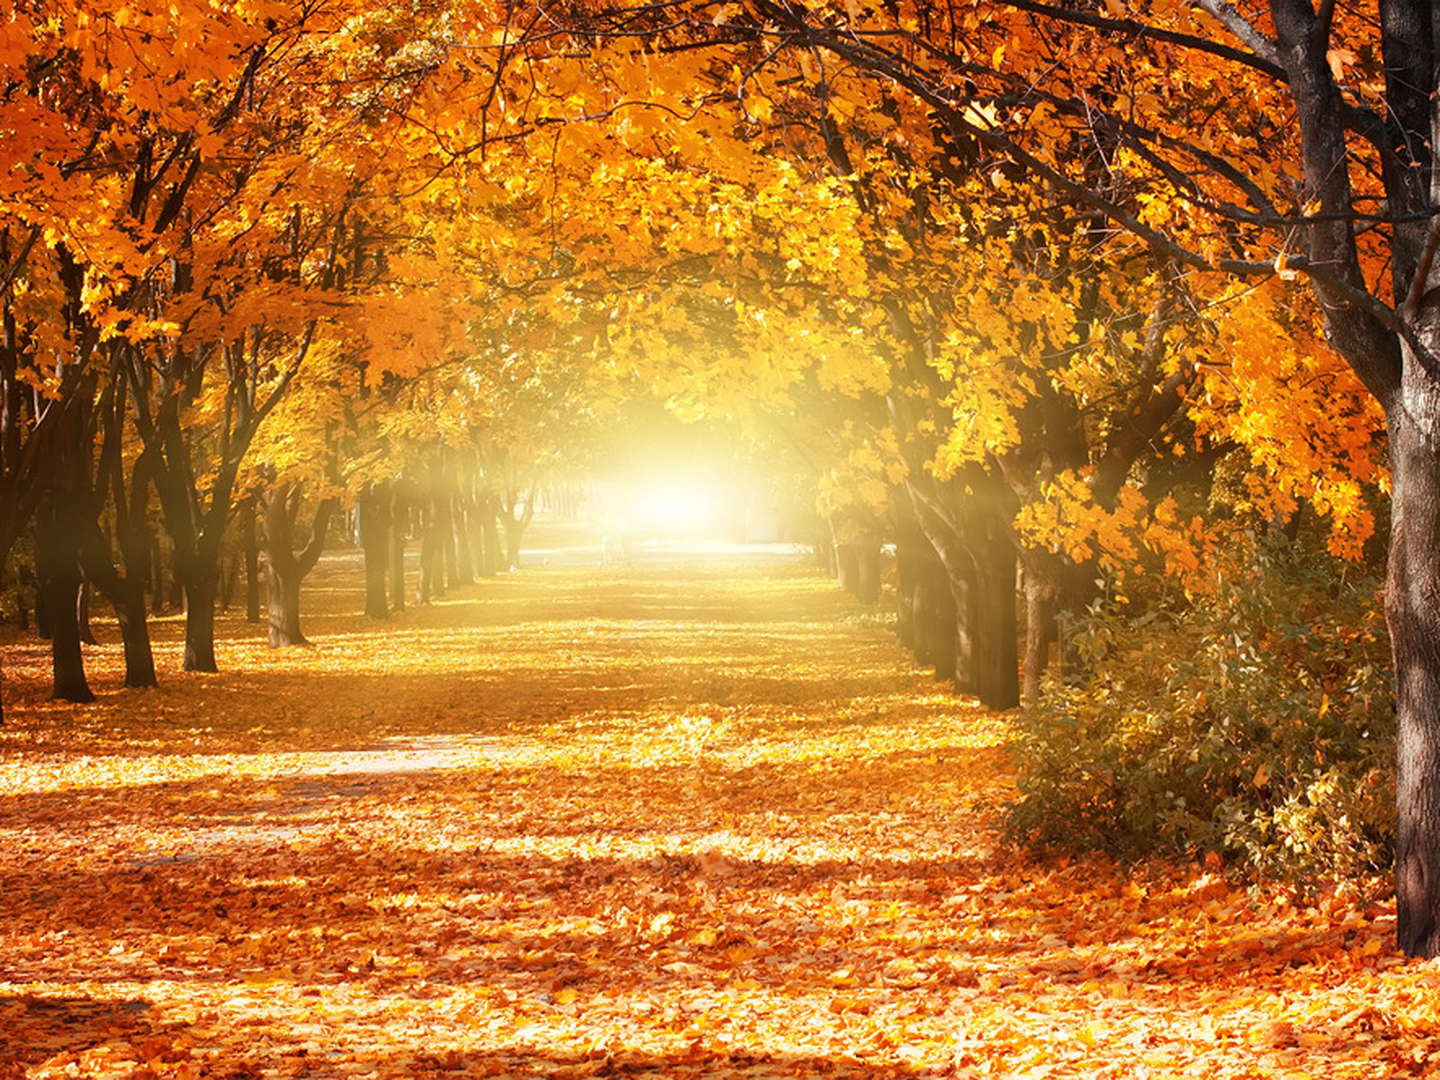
[969,534,1020,710]
[77,579,96,645]
[35,512,92,702]
[150,535,165,614]
[1021,547,1064,702]
[243,498,261,623]
[454,493,475,586]
[836,542,860,594]
[114,576,157,688]
[264,485,336,648]
[914,558,956,680]
[181,567,218,671]
[1387,411,1440,956]
[390,488,408,612]
[267,564,306,647]
[358,483,390,619]
[478,495,501,578]
[418,499,442,603]
[438,489,458,590]
[503,517,523,570]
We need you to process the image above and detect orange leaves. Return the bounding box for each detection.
[0,547,1432,1077]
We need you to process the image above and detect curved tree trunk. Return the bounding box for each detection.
[264,484,337,648]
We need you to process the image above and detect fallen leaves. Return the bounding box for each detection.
[0,535,1433,1077]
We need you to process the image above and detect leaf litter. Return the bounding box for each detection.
[0,549,1434,1078]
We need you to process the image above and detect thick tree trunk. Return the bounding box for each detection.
[264,485,335,648]
[914,558,956,680]
[1021,547,1064,702]
[267,566,307,647]
[1387,412,1440,956]
[114,577,157,688]
[35,489,92,702]
[970,535,1020,710]
[182,568,218,671]
[38,559,92,701]
[358,483,390,619]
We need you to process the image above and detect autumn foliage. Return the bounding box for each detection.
[0,551,1432,1079]
[3,0,1440,1068]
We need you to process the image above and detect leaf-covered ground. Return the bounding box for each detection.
[0,532,1434,1078]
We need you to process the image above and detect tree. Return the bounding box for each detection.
[691,0,1427,950]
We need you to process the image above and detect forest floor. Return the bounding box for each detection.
[0,522,1434,1079]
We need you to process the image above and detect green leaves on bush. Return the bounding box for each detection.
[1005,550,1393,881]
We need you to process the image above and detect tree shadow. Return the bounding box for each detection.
[0,994,160,1073]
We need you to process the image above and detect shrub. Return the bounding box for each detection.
[1004,546,1394,882]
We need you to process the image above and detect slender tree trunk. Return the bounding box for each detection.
[390,488,407,612]
[503,518,523,570]
[438,489,458,589]
[240,498,260,623]
[358,483,390,619]
[479,492,501,576]
[454,494,475,585]
[914,557,956,679]
[150,535,166,614]
[77,579,96,645]
[418,499,442,603]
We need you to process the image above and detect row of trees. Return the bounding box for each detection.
[5,0,1431,951]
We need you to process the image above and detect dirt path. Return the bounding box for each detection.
[0,542,1429,1078]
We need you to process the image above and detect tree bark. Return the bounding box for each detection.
[1387,410,1440,957]
[242,498,261,623]
[264,484,336,648]
[390,486,408,612]
[358,482,390,619]
[35,509,92,703]
[453,492,475,586]
[418,497,443,603]
[479,490,502,576]
[114,576,157,688]
[181,563,219,671]
[1021,547,1064,702]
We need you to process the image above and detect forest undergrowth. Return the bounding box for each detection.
[0,534,1435,1079]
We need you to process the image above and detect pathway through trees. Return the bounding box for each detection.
[0,534,1427,1077]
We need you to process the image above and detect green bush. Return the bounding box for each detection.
[1005,547,1394,881]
